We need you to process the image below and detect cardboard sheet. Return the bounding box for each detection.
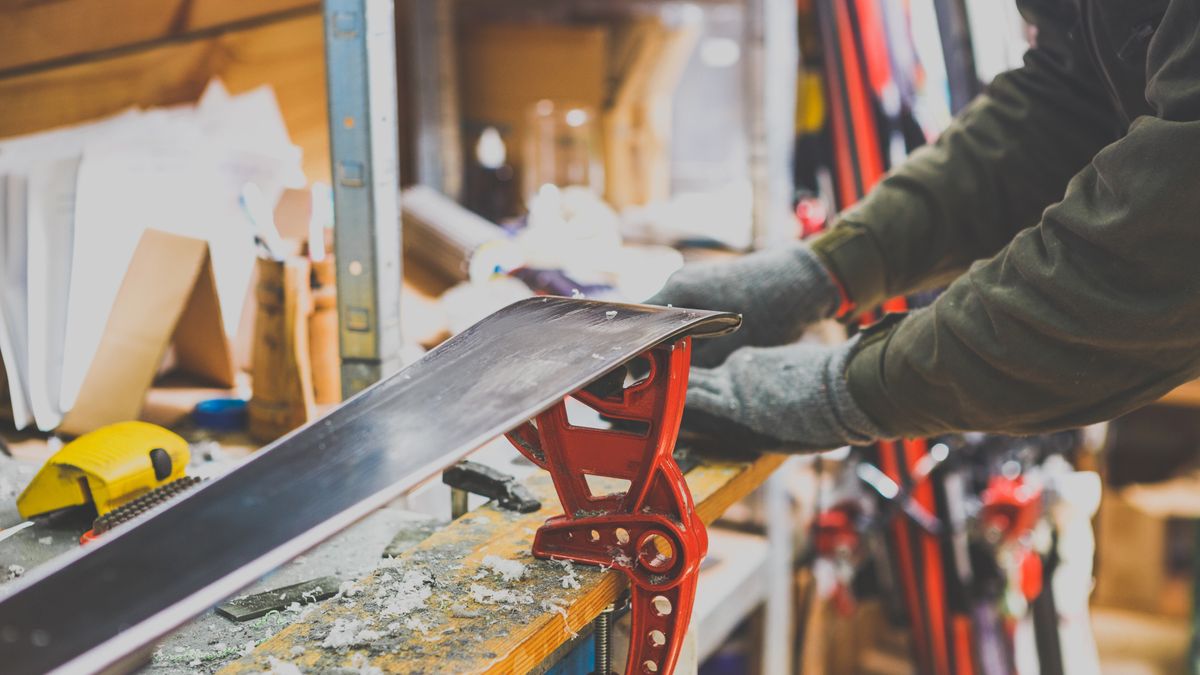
[60,230,233,436]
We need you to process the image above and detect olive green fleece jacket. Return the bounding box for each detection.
[810,0,1200,438]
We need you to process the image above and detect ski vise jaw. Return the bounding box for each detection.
[506,337,705,675]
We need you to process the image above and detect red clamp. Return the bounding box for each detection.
[506,337,705,675]
[981,475,1045,602]
[980,475,1041,544]
[813,503,860,558]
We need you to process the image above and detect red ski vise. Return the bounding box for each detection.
[506,337,705,675]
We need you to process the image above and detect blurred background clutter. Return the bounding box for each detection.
[0,1,1196,674]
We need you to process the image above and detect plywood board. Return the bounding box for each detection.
[1156,379,1200,408]
[59,230,233,436]
[459,22,609,189]
[0,11,330,182]
[1092,489,1169,616]
[0,0,317,73]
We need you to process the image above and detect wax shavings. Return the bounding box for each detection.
[556,559,582,589]
[541,597,578,638]
[479,555,527,582]
[381,570,433,617]
[354,628,383,643]
[321,619,363,648]
[349,653,384,675]
[469,583,534,606]
[262,656,303,675]
[608,547,633,568]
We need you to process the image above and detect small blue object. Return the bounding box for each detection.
[192,398,249,432]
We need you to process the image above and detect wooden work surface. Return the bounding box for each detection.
[1156,380,1200,408]
[219,453,786,674]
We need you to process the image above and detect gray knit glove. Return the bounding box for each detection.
[681,337,886,452]
[646,242,841,368]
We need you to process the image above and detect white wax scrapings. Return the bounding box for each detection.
[468,583,534,606]
[557,559,582,590]
[478,554,528,582]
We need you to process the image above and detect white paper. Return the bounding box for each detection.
[0,175,32,429]
[0,106,143,428]
[58,80,303,412]
[0,108,141,169]
[25,157,80,431]
[0,78,305,424]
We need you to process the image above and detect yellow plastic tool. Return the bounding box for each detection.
[17,421,189,519]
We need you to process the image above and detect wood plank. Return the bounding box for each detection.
[1155,379,1200,408]
[1092,488,1169,616]
[0,11,330,182]
[459,22,610,191]
[1091,607,1190,675]
[0,0,318,73]
[219,453,787,674]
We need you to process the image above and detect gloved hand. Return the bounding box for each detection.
[681,338,887,452]
[646,242,841,367]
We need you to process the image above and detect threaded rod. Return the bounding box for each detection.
[594,603,615,675]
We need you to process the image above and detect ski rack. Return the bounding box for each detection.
[507,338,704,675]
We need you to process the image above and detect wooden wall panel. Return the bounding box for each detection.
[459,22,609,182]
[0,0,318,73]
[0,11,330,181]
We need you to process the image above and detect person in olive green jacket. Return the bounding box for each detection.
[651,0,1200,450]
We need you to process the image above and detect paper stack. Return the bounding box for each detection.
[0,79,306,434]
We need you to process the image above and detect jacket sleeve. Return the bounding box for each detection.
[845,0,1200,437]
[810,0,1120,311]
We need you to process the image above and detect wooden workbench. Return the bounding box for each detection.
[219,452,786,674]
[1157,380,1200,408]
